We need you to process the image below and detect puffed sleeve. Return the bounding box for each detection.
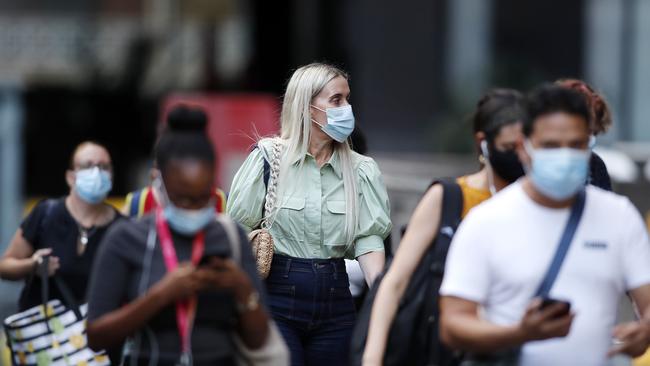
[353,157,392,258]
[226,146,267,232]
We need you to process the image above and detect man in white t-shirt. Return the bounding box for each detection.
[439,84,650,366]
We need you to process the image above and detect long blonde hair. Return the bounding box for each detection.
[266,63,359,246]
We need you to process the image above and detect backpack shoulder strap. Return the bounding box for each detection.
[424,180,465,365]
[398,179,463,240]
[127,189,143,218]
[426,179,464,273]
[216,215,241,264]
[430,179,463,232]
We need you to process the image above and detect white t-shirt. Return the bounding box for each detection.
[440,181,650,366]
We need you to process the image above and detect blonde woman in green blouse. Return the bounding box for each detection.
[228,63,391,366]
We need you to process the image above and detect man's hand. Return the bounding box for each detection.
[518,298,574,342]
[607,321,650,358]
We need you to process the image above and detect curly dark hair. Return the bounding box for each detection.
[555,78,612,135]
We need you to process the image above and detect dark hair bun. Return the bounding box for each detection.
[167,105,208,133]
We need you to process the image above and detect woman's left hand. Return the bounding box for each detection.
[358,251,386,287]
[197,257,254,302]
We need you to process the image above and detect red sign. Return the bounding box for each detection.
[161,93,280,188]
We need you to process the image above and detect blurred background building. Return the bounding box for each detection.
[1,1,650,362]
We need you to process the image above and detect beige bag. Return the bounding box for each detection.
[248,139,282,279]
[217,215,290,366]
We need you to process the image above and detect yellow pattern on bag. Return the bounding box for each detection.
[70,334,85,349]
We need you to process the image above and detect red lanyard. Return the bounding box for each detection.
[155,207,205,354]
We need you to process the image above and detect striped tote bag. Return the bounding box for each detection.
[3,257,109,366]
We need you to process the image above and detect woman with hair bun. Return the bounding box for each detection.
[122,106,228,218]
[86,106,270,366]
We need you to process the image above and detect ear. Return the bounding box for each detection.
[65,170,75,190]
[149,168,160,182]
[474,131,486,156]
[515,136,531,167]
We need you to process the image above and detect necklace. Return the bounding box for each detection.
[65,196,110,255]
[77,226,96,255]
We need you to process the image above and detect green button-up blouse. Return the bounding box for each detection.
[227,138,392,259]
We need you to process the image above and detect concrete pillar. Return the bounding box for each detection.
[586,0,650,143]
[0,87,24,317]
[629,0,650,141]
[583,0,624,143]
[445,0,493,106]
[0,87,23,248]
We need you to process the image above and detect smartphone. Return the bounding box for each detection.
[539,297,571,318]
[198,254,227,267]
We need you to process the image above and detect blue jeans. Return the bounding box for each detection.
[266,254,356,366]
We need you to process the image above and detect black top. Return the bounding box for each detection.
[18,198,122,311]
[588,152,612,191]
[86,215,266,365]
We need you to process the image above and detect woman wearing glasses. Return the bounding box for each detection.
[0,141,121,311]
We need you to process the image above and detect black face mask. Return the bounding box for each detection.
[487,144,525,183]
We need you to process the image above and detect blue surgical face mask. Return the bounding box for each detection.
[525,140,591,201]
[163,204,215,236]
[75,167,112,204]
[311,104,355,143]
[154,178,215,236]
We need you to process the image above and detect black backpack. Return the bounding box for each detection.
[350,179,464,366]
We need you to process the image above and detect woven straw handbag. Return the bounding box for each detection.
[248,139,282,279]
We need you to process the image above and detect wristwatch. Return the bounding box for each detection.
[236,291,260,314]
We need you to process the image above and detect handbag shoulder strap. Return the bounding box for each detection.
[19,199,57,307]
[22,199,82,318]
[534,189,587,297]
[37,256,83,320]
[260,139,282,229]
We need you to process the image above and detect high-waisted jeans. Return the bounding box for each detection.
[266,254,356,366]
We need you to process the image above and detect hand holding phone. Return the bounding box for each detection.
[199,255,227,268]
[519,297,574,342]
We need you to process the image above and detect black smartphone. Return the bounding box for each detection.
[539,297,571,318]
[198,254,227,267]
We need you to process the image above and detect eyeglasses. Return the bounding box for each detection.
[73,162,112,171]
